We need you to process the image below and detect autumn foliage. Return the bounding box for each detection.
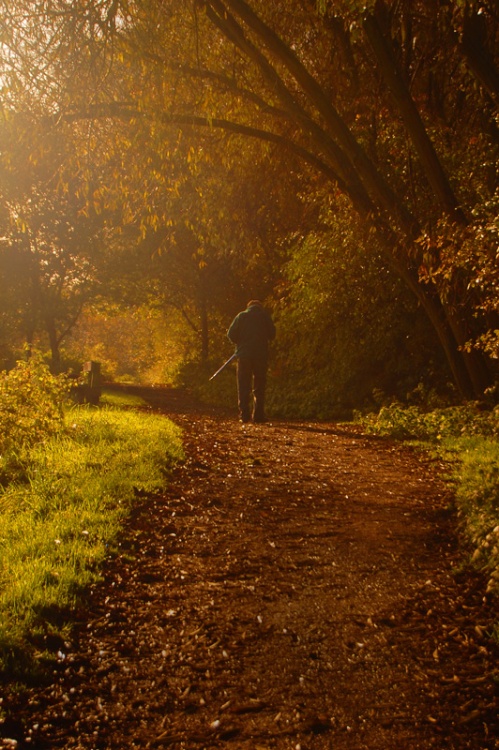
[0,0,498,412]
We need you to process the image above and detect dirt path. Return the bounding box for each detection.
[3,390,498,749]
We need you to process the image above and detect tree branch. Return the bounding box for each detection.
[125,39,290,120]
[363,12,466,223]
[210,0,419,237]
[201,0,376,217]
[62,101,350,197]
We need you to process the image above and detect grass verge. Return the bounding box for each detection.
[360,403,499,610]
[0,402,183,679]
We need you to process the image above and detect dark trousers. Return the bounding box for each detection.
[237,357,267,422]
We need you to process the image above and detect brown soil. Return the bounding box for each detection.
[2,388,498,750]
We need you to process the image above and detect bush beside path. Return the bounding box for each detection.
[2,390,498,749]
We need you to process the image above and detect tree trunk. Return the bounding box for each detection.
[377,240,475,398]
[440,303,494,397]
[363,11,466,222]
[461,10,499,105]
[362,11,496,396]
[216,0,420,237]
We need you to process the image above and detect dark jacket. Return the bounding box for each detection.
[227,302,276,360]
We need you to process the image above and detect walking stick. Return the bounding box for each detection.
[209,353,238,381]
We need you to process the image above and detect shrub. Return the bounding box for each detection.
[0,354,69,454]
[362,402,499,442]
[0,354,69,485]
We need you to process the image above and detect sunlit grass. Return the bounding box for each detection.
[100,388,148,408]
[0,405,183,677]
[448,436,499,593]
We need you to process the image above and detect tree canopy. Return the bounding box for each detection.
[0,0,498,407]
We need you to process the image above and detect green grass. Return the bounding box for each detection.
[0,405,183,678]
[100,388,148,408]
[449,436,499,592]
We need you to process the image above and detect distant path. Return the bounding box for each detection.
[3,389,498,749]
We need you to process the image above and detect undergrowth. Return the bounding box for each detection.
[361,402,499,605]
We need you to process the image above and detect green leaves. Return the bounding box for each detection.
[0,353,69,483]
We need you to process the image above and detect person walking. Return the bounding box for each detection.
[227,300,276,423]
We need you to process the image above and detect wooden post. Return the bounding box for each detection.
[83,361,102,405]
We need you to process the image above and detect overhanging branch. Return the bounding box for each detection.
[61,101,350,195]
[202,0,375,216]
[209,0,420,238]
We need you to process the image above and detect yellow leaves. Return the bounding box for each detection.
[139,210,163,238]
[92,188,103,215]
[13,214,28,234]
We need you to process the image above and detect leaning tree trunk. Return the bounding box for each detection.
[461,9,499,106]
[363,9,495,397]
[380,241,475,399]
[363,12,466,221]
